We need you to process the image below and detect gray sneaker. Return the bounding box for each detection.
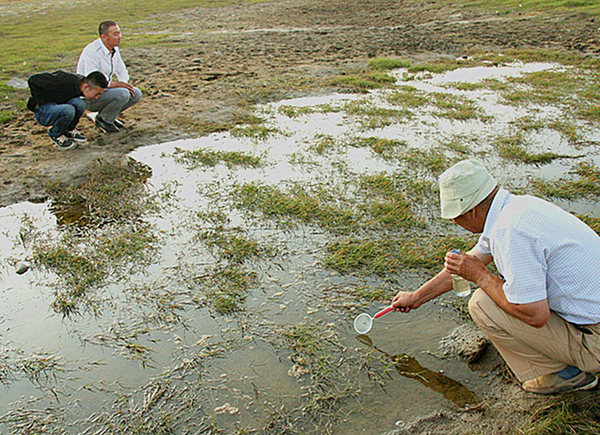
[95,115,119,133]
[522,371,598,395]
[50,135,77,150]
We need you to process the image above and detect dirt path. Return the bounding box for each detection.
[2,0,599,207]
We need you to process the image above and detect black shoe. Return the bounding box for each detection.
[95,116,119,133]
[113,119,124,129]
[50,135,77,150]
[66,129,87,142]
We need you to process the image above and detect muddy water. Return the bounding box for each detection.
[2,63,600,433]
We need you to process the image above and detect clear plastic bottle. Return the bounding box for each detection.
[450,249,471,297]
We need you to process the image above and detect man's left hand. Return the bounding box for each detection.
[444,251,488,284]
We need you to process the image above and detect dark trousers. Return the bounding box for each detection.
[34,97,86,138]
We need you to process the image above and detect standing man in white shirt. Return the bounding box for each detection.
[77,20,142,133]
[391,159,600,395]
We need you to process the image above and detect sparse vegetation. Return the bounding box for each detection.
[531,161,600,199]
[173,146,262,168]
[494,133,561,164]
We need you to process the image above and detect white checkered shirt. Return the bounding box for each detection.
[474,188,600,324]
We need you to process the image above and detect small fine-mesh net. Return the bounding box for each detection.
[354,313,372,334]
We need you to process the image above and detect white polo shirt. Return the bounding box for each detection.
[474,188,600,324]
[77,38,129,84]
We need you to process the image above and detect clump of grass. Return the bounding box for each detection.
[360,172,437,200]
[352,136,407,158]
[408,62,457,74]
[441,137,473,155]
[368,57,410,70]
[364,200,421,228]
[578,215,600,235]
[33,224,159,316]
[341,99,411,129]
[329,69,397,93]
[494,133,560,164]
[531,161,600,199]
[262,322,360,433]
[387,85,428,108]
[323,235,477,275]
[233,182,357,234]
[430,92,489,121]
[519,393,600,434]
[18,353,64,385]
[310,134,340,154]
[190,264,257,315]
[0,109,15,124]
[46,158,156,226]
[513,117,582,144]
[199,228,272,264]
[230,124,281,141]
[398,147,453,175]
[278,105,315,118]
[173,146,262,169]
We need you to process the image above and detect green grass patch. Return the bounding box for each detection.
[341,99,412,128]
[173,146,262,169]
[190,263,257,315]
[352,137,407,158]
[329,69,397,93]
[230,124,282,141]
[233,182,357,234]
[360,172,437,200]
[441,137,473,155]
[33,223,158,316]
[368,57,411,70]
[0,109,16,124]
[518,393,600,434]
[430,92,490,121]
[199,228,272,264]
[310,134,340,154]
[494,133,561,164]
[0,0,279,74]
[323,235,477,275]
[387,85,429,108]
[278,105,315,118]
[398,147,453,175]
[578,215,600,235]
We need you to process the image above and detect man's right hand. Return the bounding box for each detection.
[109,80,135,96]
[392,290,419,313]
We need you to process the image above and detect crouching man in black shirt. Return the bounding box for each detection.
[27,71,107,150]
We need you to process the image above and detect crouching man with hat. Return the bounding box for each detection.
[391,159,600,394]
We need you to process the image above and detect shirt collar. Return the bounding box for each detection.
[95,38,115,56]
[482,188,510,239]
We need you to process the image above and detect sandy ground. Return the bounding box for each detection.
[2,0,600,432]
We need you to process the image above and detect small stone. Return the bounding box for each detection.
[15,261,30,275]
[439,323,489,363]
[6,78,28,89]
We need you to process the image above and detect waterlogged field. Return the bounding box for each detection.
[2,56,600,433]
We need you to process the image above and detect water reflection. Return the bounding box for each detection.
[356,334,478,408]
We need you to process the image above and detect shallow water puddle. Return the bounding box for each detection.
[2,62,600,433]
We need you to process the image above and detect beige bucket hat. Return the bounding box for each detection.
[439,159,497,219]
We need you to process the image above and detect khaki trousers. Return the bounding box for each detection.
[468,289,600,382]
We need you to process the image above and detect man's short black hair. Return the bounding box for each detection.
[83,71,108,89]
[99,20,118,36]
